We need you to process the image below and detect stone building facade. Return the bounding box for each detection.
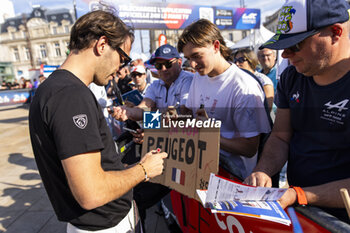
[0,7,74,79]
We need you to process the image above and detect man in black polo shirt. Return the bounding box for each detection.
[29,10,167,232]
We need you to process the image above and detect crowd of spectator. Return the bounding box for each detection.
[0,74,46,91]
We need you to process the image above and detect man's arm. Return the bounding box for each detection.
[279,178,350,209]
[263,84,274,113]
[244,108,292,187]
[220,135,260,158]
[61,150,167,210]
[110,97,156,122]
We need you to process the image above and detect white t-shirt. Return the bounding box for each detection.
[88,83,113,131]
[254,71,274,87]
[186,64,271,179]
[145,70,193,109]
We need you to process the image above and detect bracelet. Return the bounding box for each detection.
[138,162,148,182]
[290,186,308,206]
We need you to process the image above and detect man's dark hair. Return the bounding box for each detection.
[69,10,134,51]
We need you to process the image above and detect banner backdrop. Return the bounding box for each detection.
[0,89,31,106]
[76,1,260,30]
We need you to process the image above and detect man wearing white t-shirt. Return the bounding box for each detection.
[178,19,271,179]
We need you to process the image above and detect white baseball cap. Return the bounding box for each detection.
[130,65,146,74]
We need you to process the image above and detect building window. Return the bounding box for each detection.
[13,48,20,61]
[11,32,16,39]
[52,26,57,34]
[54,42,61,57]
[229,33,234,42]
[25,47,30,60]
[40,44,47,58]
[64,25,69,33]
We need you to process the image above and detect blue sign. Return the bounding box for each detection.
[77,1,260,30]
[0,89,31,106]
[41,65,59,77]
[143,110,161,129]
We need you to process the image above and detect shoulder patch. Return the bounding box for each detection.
[73,114,88,129]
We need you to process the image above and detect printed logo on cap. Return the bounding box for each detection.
[163,47,171,54]
[73,114,88,129]
[275,0,307,35]
[277,6,296,34]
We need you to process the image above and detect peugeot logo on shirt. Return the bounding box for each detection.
[73,114,88,129]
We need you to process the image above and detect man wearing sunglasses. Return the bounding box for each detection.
[112,44,193,121]
[29,10,167,232]
[245,0,350,223]
[110,44,193,231]
[130,65,149,96]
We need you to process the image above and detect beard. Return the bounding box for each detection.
[93,74,110,86]
[300,42,330,77]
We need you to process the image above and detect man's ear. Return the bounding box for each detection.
[331,24,343,43]
[95,36,108,56]
[213,40,221,52]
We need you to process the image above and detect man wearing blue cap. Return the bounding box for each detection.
[111,44,193,121]
[245,0,350,223]
[110,44,193,231]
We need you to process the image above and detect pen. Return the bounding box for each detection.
[123,127,137,134]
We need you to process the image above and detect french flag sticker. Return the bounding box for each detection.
[172,168,185,185]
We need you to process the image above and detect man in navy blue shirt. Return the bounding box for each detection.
[245,0,350,223]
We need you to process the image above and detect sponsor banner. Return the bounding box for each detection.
[0,89,31,106]
[142,126,220,201]
[77,1,260,30]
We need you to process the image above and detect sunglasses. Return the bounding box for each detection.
[234,57,248,64]
[286,43,301,53]
[154,59,176,70]
[117,47,132,68]
[285,30,320,53]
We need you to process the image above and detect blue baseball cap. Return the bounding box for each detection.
[260,0,350,50]
[150,44,180,64]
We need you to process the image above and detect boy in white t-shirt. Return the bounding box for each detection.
[178,19,270,179]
